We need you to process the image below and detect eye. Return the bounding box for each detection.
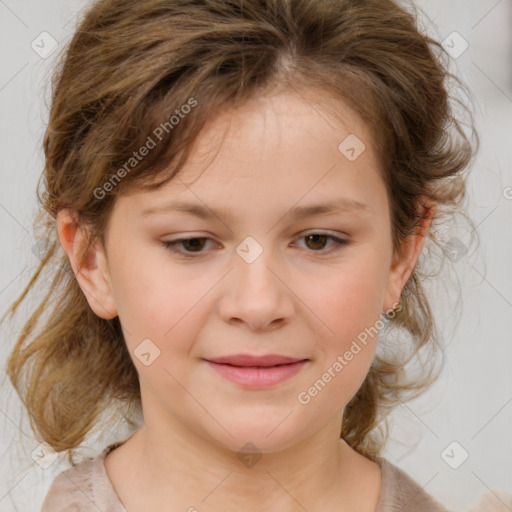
[162,237,215,257]
[292,232,349,255]
[162,232,349,258]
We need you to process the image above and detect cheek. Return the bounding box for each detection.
[296,257,386,399]
[108,247,214,352]
[300,256,388,343]
[297,275,382,413]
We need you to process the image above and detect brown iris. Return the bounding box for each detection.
[304,234,329,251]
[180,238,207,252]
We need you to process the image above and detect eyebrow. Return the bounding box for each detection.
[139,198,371,222]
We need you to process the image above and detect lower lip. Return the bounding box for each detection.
[205,360,308,389]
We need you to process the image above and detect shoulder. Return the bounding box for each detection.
[40,442,127,512]
[376,458,451,512]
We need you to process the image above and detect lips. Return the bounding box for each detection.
[205,354,307,367]
[204,354,309,389]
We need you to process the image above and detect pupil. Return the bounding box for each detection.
[307,234,326,250]
[185,238,204,251]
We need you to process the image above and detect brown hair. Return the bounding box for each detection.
[3,0,479,463]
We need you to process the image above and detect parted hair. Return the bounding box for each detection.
[4,0,478,463]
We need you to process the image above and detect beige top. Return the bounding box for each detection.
[41,440,450,511]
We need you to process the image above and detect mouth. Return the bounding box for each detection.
[205,354,308,367]
[204,355,309,388]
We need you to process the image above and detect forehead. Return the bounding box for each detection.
[115,89,387,220]
[182,88,378,177]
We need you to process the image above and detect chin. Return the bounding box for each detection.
[204,421,305,456]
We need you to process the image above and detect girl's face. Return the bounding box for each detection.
[61,89,428,454]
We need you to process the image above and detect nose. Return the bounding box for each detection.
[218,248,295,331]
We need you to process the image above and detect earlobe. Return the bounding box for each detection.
[56,209,118,320]
[383,198,436,312]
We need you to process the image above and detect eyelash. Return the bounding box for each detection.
[161,233,349,258]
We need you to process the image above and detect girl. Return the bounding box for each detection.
[5,0,479,510]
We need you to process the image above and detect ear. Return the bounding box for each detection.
[56,209,118,319]
[383,197,436,313]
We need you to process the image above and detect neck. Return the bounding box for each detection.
[109,408,380,511]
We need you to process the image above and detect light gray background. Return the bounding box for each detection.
[1,1,511,511]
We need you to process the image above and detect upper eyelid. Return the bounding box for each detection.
[163,230,347,244]
[163,231,349,254]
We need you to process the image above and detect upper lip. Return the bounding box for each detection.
[205,354,308,367]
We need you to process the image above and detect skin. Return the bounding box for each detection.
[57,87,434,511]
